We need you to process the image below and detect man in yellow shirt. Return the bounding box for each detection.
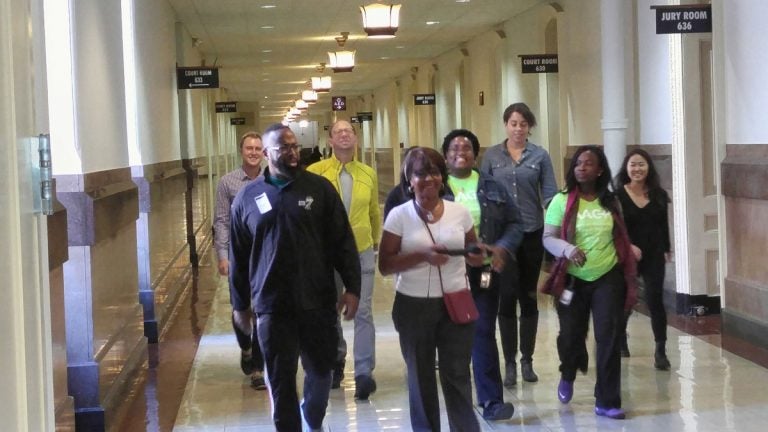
[307,120,380,400]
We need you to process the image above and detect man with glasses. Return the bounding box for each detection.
[214,131,266,389]
[307,120,380,400]
[229,124,361,432]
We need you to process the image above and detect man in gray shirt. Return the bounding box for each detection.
[213,131,265,389]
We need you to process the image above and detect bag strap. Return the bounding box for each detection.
[562,189,580,243]
[413,200,446,295]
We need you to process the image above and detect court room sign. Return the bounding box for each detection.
[230,117,246,125]
[651,4,712,34]
[414,94,436,105]
[215,102,237,113]
[176,67,219,89]
[520,54,558,74]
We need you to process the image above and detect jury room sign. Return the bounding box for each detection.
[652,4,712,34]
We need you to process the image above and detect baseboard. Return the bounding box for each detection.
[722,309,768,350]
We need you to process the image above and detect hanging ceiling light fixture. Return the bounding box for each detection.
[328,50,355,72]
[311,76,332,92]
[328,32,355,73]
[360,2,401,38]
[301,89,318,104]
[311,63,332,92]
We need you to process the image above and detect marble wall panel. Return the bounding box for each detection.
[48,203,74,431]
[722,144,768,347]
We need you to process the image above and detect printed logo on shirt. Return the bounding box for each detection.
[298,196,314,210]
[454,190,474,202]
[579,208,611,219]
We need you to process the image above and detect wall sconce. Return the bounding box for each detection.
[295,99,309,111]
[360,3,401,38]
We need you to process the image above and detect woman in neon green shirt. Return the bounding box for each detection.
[542,145,637,420]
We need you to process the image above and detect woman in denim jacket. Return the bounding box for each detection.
[441,129,524,421]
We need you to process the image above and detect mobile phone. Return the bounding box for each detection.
[440,244,482,256]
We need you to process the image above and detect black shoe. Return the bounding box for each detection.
[240,350,255,375]
[482,401,515,420]
[354,375,377,400]
[331,362,345,389]
[578,350,589,375]
[620,334,630,358]
[654,342,671,370]
[250,370,267,390]
[503,362,517,388]
[521,361,538,382]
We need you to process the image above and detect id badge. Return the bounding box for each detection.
[480,270,492,289]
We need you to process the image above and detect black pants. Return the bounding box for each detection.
[498,229,543,365]
[499,229,543,319]
[257,309,338,431]
[556,267,625,408]
[640,254,668,343]
[232,314,264,370]
[392,292,480,432]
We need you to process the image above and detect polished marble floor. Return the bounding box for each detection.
[120,248,768,432]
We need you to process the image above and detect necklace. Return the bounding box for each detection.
[414,199,443,222]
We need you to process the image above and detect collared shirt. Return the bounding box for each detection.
[480,140,557,232]
[229,168,361,314]
[213,166,260,260]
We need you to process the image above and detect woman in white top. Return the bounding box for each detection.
[379,147,484,432]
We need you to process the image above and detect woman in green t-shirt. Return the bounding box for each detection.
[542,145,637,420]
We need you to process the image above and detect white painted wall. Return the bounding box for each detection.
[49,0,129,174]
[132,0,180,163]
[558,0,604,146]
[636,0,673,145]
[723,0,768,144]
[72,0,129,172]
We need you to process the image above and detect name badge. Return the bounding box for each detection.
[255,193,272,214]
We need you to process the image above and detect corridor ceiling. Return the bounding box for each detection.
[168,0,547,119]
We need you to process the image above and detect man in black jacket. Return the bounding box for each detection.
[230,123,360,432]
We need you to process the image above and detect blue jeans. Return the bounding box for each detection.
[335,248,376,377]
[468,265,505,406]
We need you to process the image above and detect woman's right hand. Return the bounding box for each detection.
[425,246,450,266]
[568,248,587,267]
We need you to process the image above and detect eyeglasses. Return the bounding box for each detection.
[331,127,355,136]
[412,169,442,179]
[269,143,300,154]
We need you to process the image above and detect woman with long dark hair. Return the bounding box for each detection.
[480,102,557,386]
[614,149,672,370]
[542,145,637,419]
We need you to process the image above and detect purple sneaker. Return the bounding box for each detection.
[595,406,626,419]
[557,379,573,403]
